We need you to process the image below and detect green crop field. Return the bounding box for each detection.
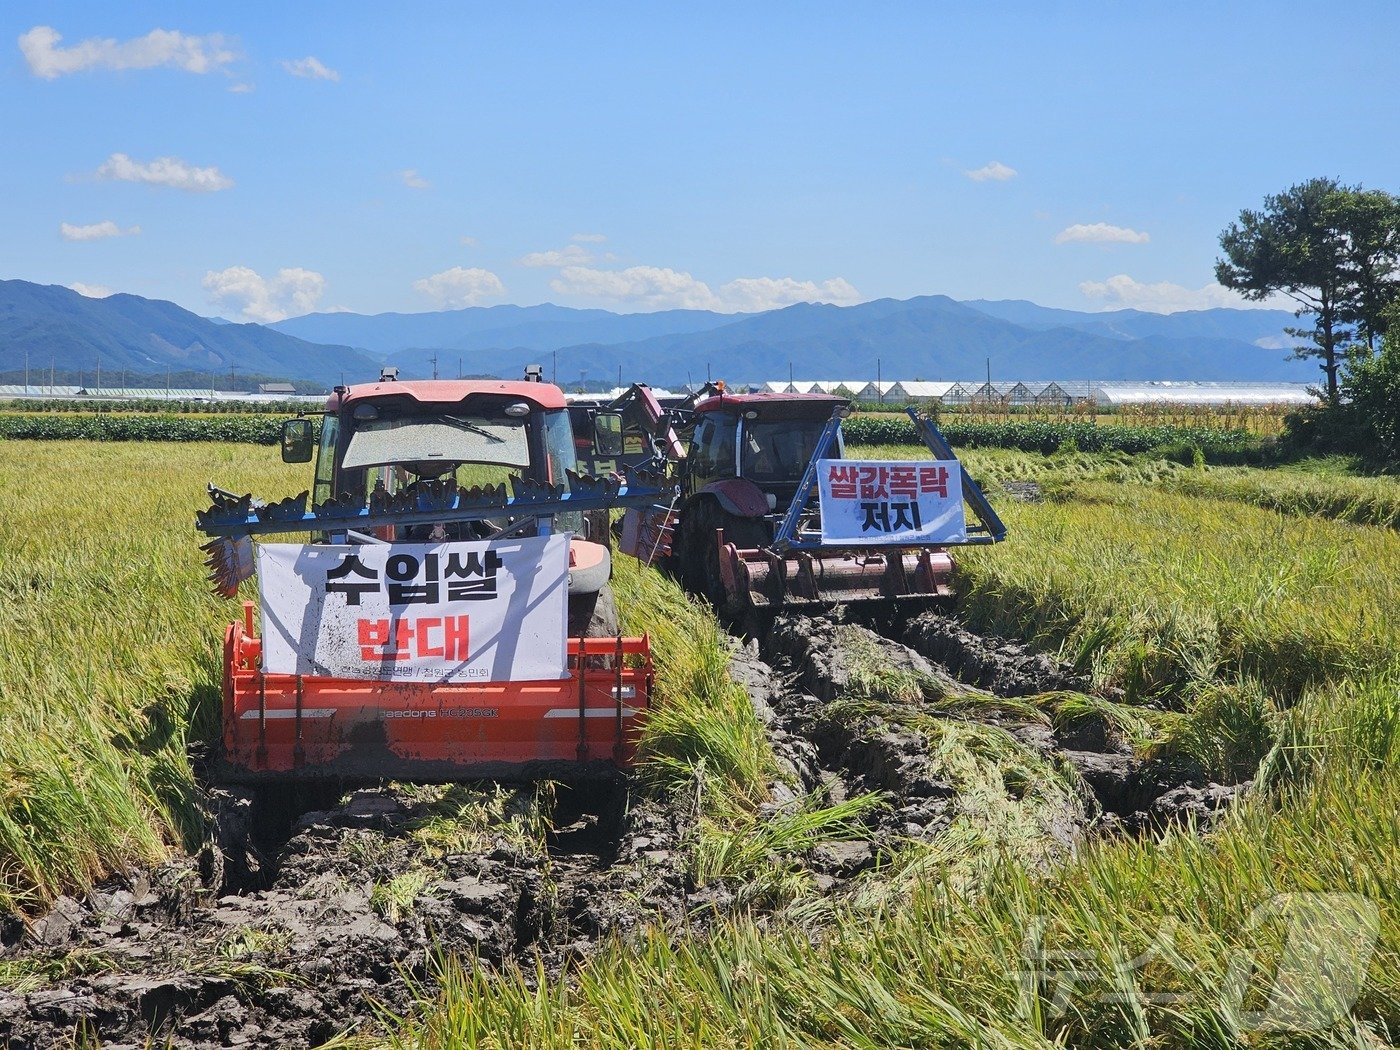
[0,437,1396,1046]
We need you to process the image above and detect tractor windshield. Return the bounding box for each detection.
[342,414,530,471]
[740,418,834,481]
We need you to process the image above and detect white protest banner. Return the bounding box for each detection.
[816,460,967,545]
[256,535,569,682]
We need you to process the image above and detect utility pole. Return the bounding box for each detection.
[50,357,55,394]
[429,353,439,380]
[877,357,882,399]
[24,351,29,394]
[166,367,171,396]
[617,364,622,391]
[789,361,793,390]
[457,356,462,379]
[96,353,101,394]
[552,350,558,385]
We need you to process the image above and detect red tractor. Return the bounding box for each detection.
[196,369,667,782]
[619,388,1006,612]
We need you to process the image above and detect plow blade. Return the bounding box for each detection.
[719,539,954,609]
[219,605,653,783]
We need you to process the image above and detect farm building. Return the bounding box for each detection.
[1091,381,1318,406]
[753,378,1319,408]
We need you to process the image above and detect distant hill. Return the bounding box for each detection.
[409,295,1311,386]
[965,299,1299,346]
[0,279,1315,391]
[0,280,376,386]
[270,303,747,359]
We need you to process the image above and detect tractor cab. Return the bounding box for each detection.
[686,393,847,509]
[284,377,594,543]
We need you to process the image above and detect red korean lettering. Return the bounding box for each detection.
[827,464,858,500]
[919,465,950,498]
[444,615,470,661]
[889,464,918,498]
[858,465,889,500]
[357,618,413,660]
[414,616,444,658]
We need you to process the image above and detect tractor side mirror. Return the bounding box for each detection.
[593,411,624,457]
[280,417,314,463]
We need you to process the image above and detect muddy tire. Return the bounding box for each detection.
[568,582,620,639]
[680,498,768,608]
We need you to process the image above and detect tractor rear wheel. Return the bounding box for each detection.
[682,499,769,608]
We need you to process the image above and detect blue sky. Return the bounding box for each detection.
[3,2,1397,322]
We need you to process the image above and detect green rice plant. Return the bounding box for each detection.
[405,783,552,858]
[217,924,294,960]
[1151,678,1282,783]
[614,553,777,817]
[371,867,435,923]
[947,482,1400,702]
[0,440,307,912]
[0,949,119,993]
[1161,465,1400,529]
[1040,691,1171,753]
[378,671,1400,1048]
[693,791,886,908]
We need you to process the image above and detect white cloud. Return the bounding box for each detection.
[412,267,505,309]
[282,55,339,81]
[716,276,862,312]
[459,235,478,247]
[60,220,140,241]
[68,282,113,298]
[399,169,430,190]
[1055,222,1150,245]
[228,82,254,93]
[550,266,862,312]
[20,25,234,79]
[571,233,607,243]
[551,266,719,310]
[94,153,233,192]
[964,161,1017,182]
[518,245,593,268]
[1078,274,1264,313]
[203,266,327,322]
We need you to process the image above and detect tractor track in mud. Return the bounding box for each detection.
[0,607,1249,1049]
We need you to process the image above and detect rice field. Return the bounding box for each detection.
[1,437,1397,1045]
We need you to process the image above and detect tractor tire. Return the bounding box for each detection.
[681,498,768,608]
[568,582,620,639]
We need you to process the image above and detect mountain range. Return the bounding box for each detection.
[0,278,1311,388]
[0,280,375,385]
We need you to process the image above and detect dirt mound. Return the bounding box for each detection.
[0,784,689,1049]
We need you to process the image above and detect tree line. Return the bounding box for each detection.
[1218,178,1400,461]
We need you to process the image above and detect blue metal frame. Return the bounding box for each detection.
[768,406,1006,552]
[196,478,671,542]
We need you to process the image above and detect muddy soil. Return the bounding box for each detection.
[0,784,690,1049]
[0,607,1247,1048]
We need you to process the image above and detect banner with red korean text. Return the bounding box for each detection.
[256,535,570,682]
[816,460,967,545]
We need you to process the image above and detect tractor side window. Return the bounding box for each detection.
[313,413,339,505]
[543,408,584,536]
[691,417,736,479]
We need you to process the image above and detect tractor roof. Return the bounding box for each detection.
[692,392,847,416]
[328,379,567,411]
